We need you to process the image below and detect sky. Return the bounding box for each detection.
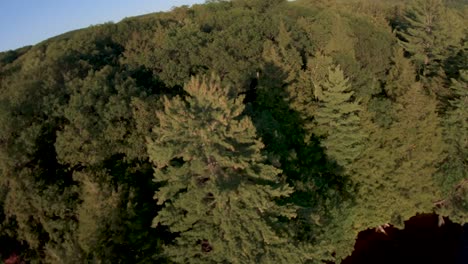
[0,0,204,52]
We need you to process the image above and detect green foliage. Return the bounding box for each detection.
[436,70,468,223]
[308,53,334,102]
[55,66,150,166]
[398,0,446,75]
[0,0,466,263]
[232,0,286,12]
[74,169,124,260]
[398,0,466,82]
[367,97,395,127]
[314,66,365,167]
[352,83,444,231]
[385,47,416,98]
[146,75,308,263]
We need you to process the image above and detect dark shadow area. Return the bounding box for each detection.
[343,214,465,264]
[100,156,174,263]
[247,62,354,243]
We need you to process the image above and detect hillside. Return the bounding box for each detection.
[0,0,466,263]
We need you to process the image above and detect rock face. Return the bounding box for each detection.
[343,214,464,264]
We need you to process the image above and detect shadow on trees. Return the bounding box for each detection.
[100,155,174,263]
[246,62,355,241]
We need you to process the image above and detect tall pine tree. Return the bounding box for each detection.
[398,0,446,77]
[385,47,417,99]
[351,82,444,230]
[436,70,468,223]
[398,0,465,82]
[314,66,365,168]
[145,75,309,263]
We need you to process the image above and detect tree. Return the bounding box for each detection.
[146,75,308,263]
[261,20,316,140]
[385,47,416,99]
[74,169,125,262]
[351,82,444,230]
[262,20,303,85]
[398,0,445,76]
[1,1,465,262]
[260,25,357,264]
[232,0,286,12]
[307,52,334,101]
[55,66,150,166]
[436,70,468,223]
[398,0,465,79]
[313,66,365,168]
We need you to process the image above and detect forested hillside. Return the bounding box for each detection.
[0,0,466,263]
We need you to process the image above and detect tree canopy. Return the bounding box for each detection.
[0,0,466,263]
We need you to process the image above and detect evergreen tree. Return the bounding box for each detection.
[1,1,466,262]
[385,47,416,99]
[285,52,334,141]
[351,82,444,230]
[398,0,445,77]
[262,20,303,85]
[314,66,365,167]
[146,75,308,263]
[308,52,334,100]
[262,20,317,141]
[398,0,465,80]
[324,15,356,59]
[436,70,468,223]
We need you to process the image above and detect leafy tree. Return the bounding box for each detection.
[232,0,286,12]
[146,75,308,263]
[55,66,150,166]
[1,172,81,263]
[350,15,395,84]
[74,169,125,262]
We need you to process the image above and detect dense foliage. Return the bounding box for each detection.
[0,0,466,263]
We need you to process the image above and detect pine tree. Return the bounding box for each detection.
[440,71,468,191]
[262,21,318,141]
[146,75,308,263]
[283,52,334,142]
[324,15,356,59]
[351,83,444,230]
[262,20,303,85]
[398,0,445,76]
[314,66,365,167]
[385,47,417,99]
[385,83,443,219]
[436,70,468,223]
[397,0,464,79]
[260,25,355,264]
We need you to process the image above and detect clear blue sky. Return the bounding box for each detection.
[0,0,204,52]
